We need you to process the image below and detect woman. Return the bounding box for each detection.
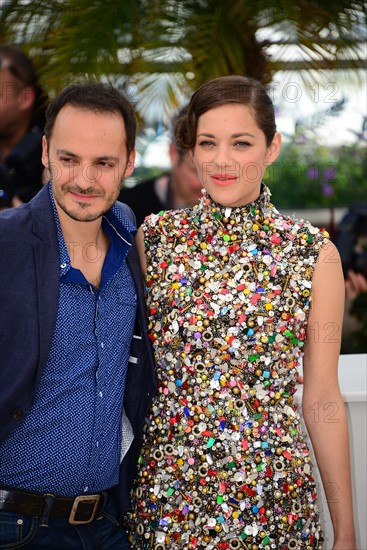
[127,76,356,549]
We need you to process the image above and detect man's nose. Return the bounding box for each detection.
[73,163,100,187]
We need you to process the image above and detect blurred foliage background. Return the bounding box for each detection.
[265,141,366,208]
[1,0,366,208]
[2,0,366,350]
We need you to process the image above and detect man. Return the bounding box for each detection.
[119,107,202,227]
[0,81,156,548]
[0,45,47,208]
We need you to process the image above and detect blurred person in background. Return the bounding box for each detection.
[0,44,47,209]
[118,106,202,227]
[333,204,367,353]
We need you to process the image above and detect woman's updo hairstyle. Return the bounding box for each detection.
[175,75,276,150]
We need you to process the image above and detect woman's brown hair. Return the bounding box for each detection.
[175,75,277,149]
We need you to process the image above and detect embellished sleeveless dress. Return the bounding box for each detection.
[128,185,328,550]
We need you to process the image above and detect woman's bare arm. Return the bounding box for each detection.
[302,242,356,549]
[135,225,147,276]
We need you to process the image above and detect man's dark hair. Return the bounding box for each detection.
[44,81,137,158]
[0,44,47,126]
[0,44,38,87]
[170,105,189,159]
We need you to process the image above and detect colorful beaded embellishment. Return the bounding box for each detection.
[128,185,328,549]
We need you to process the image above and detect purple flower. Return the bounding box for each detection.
[323,166,337,181]
[322,183,334,197]
[296,133,307,144]
[307,167,319,180]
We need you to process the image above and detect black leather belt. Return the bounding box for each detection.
[0,487,106,525]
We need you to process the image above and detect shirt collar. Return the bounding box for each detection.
[47,182,137,278]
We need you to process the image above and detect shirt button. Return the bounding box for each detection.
[60,263,67,269]
[99,391,103,398]
[12,408,24,421]
[101,342,104,349]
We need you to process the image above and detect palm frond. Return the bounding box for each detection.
[1,0,365,123]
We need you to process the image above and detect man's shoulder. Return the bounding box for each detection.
[0,186,52,241]
[114,201,136,225]
[118,177,168,228]
[0,201,32,230]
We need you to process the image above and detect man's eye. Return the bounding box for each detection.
[60,157,76,164]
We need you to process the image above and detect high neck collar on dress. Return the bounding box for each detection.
[198,183,272,223]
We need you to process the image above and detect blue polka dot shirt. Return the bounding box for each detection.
[0,185,137,496]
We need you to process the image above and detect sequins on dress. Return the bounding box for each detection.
[128,185,328,550]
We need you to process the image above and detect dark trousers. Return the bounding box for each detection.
[0,493,130,549]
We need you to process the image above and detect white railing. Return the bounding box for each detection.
[296,354,367,549]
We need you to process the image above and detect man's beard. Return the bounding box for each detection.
[50,174,124,222]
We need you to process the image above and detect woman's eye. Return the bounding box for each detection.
[234,141,251,148]
[198,140,215,148]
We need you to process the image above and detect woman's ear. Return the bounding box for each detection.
[266,131,282,164]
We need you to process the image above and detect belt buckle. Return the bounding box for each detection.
[68,494,101,525]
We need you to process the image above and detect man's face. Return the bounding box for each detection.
[0,67,27,139]
[42,105,135,223]
[170,145,202,206]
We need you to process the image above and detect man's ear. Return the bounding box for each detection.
[124,149,136,178]
[41,135,49,168]
[19,85,36,112]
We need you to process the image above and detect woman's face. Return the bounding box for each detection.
[193,103,281,207]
